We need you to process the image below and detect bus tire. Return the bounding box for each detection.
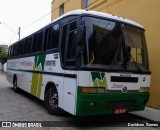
[45,87,64,115]
[13,76,19,93]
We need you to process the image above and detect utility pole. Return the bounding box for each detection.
[18,27,21,40]
[0,22,21,41]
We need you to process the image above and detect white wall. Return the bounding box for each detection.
[1,63,7,72]
[0,63,2,70]
[3,63,7,72]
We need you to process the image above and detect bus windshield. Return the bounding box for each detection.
[123,25,149,71]
[81,16,149,72]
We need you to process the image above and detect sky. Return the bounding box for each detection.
[0,0,52,45]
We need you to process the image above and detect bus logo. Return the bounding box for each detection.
[31,55,46,98]
[122,86,127,93]
[91,72,108,89]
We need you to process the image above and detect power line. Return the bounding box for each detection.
[22,0,99,29]
[0,22,20,44]
[0,22,17,35]
[8,33,17,45]
[21,0,118,30]
[98,0,122,11]
[22,0,70,29]
[21,12,51,29]
[12,0,121,30]
[9,0,122,35]
[7,0,123,45]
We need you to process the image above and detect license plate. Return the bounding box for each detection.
[115,108,126,114]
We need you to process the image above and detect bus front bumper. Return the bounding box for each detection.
[76,87,150,116]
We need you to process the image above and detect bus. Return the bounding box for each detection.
[6,10,151,116]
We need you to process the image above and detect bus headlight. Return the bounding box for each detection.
[139,87,149,92]
[97,88,105,93]
[89,88,97,93]
[82,87,105,94]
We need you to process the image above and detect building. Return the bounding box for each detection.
[0,45,8,53]
[51,0,160,120]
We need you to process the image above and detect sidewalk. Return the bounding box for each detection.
[131,107,160,122]
[0,71,11,88]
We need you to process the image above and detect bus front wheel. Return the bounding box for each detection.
[45,87,64,115]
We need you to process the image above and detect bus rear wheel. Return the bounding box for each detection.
[13,76,19,93]
[45,87,64,115]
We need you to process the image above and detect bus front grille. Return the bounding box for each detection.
[107,100,136,108]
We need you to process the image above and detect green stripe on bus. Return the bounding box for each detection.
[31,54,46,98]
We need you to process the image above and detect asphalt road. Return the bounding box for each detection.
[0,72,159,129]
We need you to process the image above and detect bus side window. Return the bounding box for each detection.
[51,24,59,49]
[20,40,24,55]
[11,46,13,57]
[19,41,22,55]
[45,24,59,51]
[24,40,28,54]
[8,47,10,58]
[24,37,31,54]
[32,31,43,53]
[16,42,19,56]
[13,45,15,57]
[46,26,52,50]
[65,20,77,67]
[27,37,32,54]
[61,24,67,65]
[16,44,19,56]
[17,42,20,56]
[14,45,18,57]
[11,45,14,58]
[37,32,43,52]
[32,34,38,53]
[44,26,52,51]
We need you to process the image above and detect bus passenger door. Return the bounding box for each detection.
[61,18,78,115]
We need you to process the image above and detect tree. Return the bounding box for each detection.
[0,46,2,52]
[0,46,7,64]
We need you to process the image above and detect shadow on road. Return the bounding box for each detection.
[10,87,44,108]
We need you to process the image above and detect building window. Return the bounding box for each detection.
[82,0,89,8]
[60,4,64,16]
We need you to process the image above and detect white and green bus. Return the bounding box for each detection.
[6,10,151,116]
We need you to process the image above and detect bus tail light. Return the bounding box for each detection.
[139,87,149,92]
[82,87,105,94]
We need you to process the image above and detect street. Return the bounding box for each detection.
[0,72,159,129]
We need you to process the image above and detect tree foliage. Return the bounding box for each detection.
[0,46,7,64]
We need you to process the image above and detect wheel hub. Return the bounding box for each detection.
[49,93,58,109]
